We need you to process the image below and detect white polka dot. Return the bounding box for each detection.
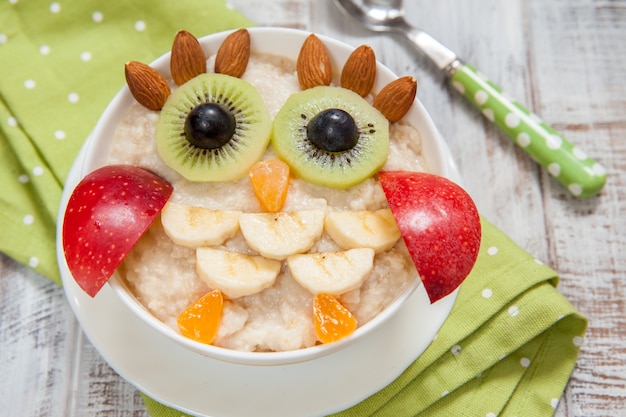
[7,116,18,127]
[18,174,29,184]
[486,413,497,417]
[9,0,19,4]
[573,147,588,160]
[32,166,44,176]
[93,11,104,23]
[546,134,563,149]
[54,130,66,140]
[135,20,147,32]
[29,257,39,268]
[482,108,495,122]
[80,51,92,61]
[474,90,488,105]
[517,132,531,147]
[508,305,519,317]
[49,2,61,13]
[68,92,79,103]
[23,214,34,225]
[520,357,531,368]
[551,398,560,409]
[568,183,583,197]
[441,390,449,397]
[548,162,561,177]
[487,246,498,256]
[482,288,493,298]
[451,344,461,355]
[593,163,606,176]
[451,81,465,94]
[505,112,520,128]
[573,336,584,347]
[24,79,36,89]
[39,44,51,55]
[0,33,7,45]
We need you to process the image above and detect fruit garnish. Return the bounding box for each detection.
[239,211,325,260]
[313,293,357,344]
[307,108,359,152]
[324,209,401,253]
[124,61,171,111]
[62,165,173,297]
[271,86,389,189]
[160,202,241,248]
[184,102,236,149]
[248,158,290,212]
[341,44,377,97]
[196,248,281,299]
[373,76,418,123]
[214,28,251,78]
[177,289,224,344]
[156,73,272,182]
[379,171,481,303]
[170,30,206,86]
[297,34,332,90]
[287,248,374,295]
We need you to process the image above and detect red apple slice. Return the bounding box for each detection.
[379,171,481,303]
[62,165,173,297]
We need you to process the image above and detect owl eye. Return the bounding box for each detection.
[271,85,390,189]
[268,34,419,189]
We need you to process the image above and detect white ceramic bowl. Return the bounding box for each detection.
[75,27,451,366]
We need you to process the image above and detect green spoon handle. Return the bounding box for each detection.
[447,61,606,198]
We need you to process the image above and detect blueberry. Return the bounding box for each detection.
[184,103,235,149]
[306,108,358,152]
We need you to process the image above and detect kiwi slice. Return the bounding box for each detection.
[272,86,389,189]
[156,73,271,182]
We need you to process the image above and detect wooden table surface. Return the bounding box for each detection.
[1,1,624,416]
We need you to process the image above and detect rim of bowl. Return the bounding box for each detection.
[85,27,450,366]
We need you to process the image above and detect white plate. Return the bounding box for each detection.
[57,27,461,417]
[57,139,459,417]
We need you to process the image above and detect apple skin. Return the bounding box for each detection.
[379,171,481,303]
[62,165,173,297]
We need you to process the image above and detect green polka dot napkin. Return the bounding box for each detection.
[0,2,586,416]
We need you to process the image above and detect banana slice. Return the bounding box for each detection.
[287,248,375,295]
[324,209,401,253]
[161,201,240,248]
[196,248,281,299]
[239,210,325,260]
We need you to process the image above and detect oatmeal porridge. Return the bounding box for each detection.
[108,49,428,352]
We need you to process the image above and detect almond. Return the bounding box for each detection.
[124,61,171,111]
[373,76,418,122]
[341,45,376,97]
[297,34,332,90]
[214,28,250,78]
[170,30,207,85]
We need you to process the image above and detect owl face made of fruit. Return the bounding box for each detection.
[62,29,480,352]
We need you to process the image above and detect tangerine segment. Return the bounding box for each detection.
[177,289,224,344]
[313,293,357,344]
[248,159,290,212]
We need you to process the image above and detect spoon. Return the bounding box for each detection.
[333,0,606,198]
